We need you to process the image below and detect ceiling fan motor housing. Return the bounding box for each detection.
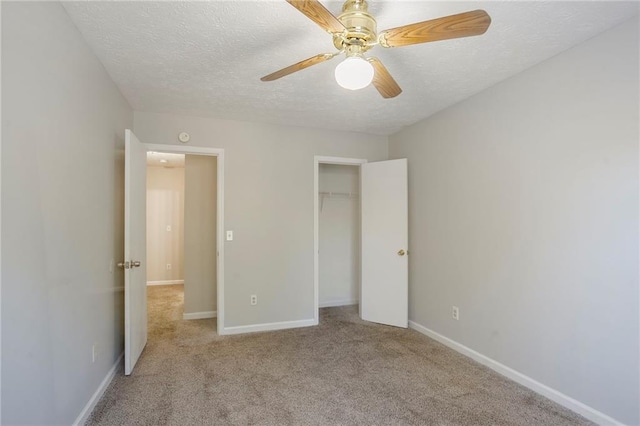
[333,0,377,52]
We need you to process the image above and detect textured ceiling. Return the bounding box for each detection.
[63,1,638,135]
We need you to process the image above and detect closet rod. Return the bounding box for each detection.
[319,191,359,212]
[318,191,359,197]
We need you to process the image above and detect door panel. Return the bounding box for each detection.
[124,129,147,375]
[361,159,408,328]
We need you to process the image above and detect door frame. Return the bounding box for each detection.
[313,156,368,323]
[145,144,225,335]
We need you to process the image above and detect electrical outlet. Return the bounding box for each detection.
[166,264,172,270]
[226,230,233,241]
[452,306,459,321]
[250,295,257,306]
[166,225,171,232]
[92,343,98,363]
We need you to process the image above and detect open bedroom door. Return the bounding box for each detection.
[121,129,147,375]
[360,159,408,328]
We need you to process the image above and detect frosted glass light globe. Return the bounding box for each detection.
[334,56,374,90]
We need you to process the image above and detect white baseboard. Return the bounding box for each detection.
[73,352,123,426]
[183,311,217,320]
[319,299,358,308]
[146,280,184,286]
[222,318,317,335]
[408,321,623,426]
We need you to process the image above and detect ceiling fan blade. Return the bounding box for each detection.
[261,53,336,82]
[286,0,346,34]
[379,10,491,48]
[368,58,402,99]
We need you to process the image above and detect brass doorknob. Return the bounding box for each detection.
[398,249,406,256]
[117,260,140,269]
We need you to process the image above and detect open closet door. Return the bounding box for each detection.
[361,159,408,328]
[123,129,147,375]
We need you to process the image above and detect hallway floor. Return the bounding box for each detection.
[146,284,216,342]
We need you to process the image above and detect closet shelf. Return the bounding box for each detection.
[319,191,359,212]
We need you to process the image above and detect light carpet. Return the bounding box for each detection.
[87,284,591,425]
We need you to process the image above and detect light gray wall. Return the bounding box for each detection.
[319,164,360,306]
[389,17,639,424]
[1,2,133,425]
[134,112,388,327]
[184,155,217,315]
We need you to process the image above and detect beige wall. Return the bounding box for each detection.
[319,164,360,307]
[146,166,185,283]
[133,111,388,328]
[389,17,639,424]
[1,2,133,424]
[183,155,217,315]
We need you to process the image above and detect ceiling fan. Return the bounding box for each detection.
[261,0,491,98]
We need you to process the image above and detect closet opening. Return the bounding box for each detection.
[317,163,362,321]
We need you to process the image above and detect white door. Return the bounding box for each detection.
[123,129,147,375]
[361,159,408,328]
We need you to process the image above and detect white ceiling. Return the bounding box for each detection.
[63,1,638,136]
[147,151,185,168]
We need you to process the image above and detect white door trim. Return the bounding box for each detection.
[144,143,225,335]
[314,156,367,323]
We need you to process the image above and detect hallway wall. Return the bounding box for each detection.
[147,165,185,284]
[184,155,217,316]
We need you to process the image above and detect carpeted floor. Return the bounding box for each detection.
[87,284,591,425]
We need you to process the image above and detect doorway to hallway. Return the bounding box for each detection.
[145,151,219,333]
[123,128,225,375]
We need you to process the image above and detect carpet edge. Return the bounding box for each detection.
[408,320,622,426]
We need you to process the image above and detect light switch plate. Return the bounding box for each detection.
[226,230,233,241]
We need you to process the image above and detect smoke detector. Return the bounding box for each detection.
[178,132,190,143]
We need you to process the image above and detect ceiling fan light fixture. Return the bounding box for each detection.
[262,1,491,99]
[334,56,374,90]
